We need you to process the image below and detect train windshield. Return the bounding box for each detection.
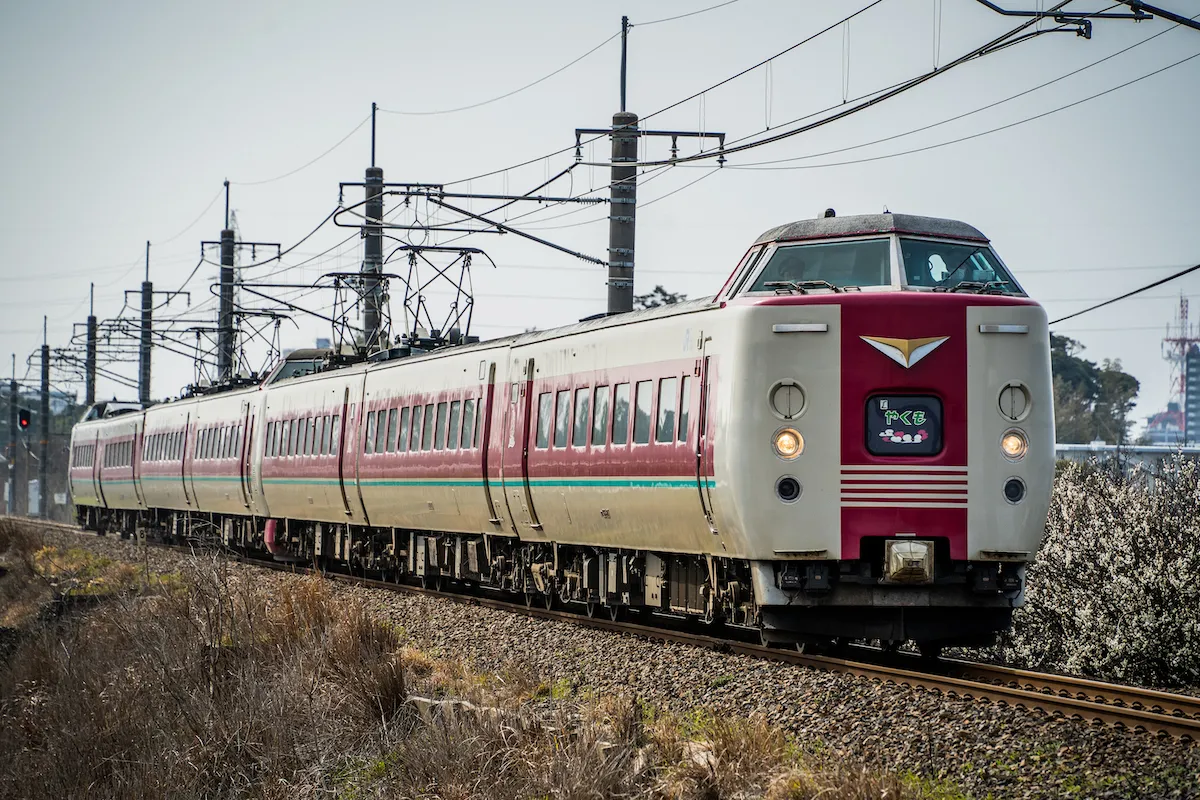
[747,239,891,292]
[899,238,1024,295]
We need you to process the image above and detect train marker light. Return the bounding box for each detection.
[1000,429,1028,460]
[773,428,803,459]
[17,409,30,429]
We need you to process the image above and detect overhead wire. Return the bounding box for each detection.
[380,32,621,116]
[1049,263,1200,325]
[441,0,890,187]
[230,114,372,186]
[582,6,1072,169]
[636,0,744,26]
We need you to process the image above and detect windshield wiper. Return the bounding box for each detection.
[945,280,1011,294]
[764,280,843,294]
[933,246,985,291]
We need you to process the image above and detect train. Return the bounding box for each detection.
[69,211,1055,652]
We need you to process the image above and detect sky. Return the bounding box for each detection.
[1,0,1197,436]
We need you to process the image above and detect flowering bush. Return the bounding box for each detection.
[999,456,1200,688]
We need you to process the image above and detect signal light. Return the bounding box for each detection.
[17,409,30,429]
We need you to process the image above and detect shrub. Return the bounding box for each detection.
[1001,455,1200,687]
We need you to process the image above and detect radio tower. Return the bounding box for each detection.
[1161,294,1200,444]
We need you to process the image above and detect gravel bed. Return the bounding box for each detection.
[46,530,1200,799]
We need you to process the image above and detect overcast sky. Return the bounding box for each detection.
[1,0,1197,434]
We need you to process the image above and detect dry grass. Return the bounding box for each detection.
[0,537,950,799]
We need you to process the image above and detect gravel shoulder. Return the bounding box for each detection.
[49,530,1200,800]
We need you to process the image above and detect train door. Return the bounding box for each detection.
[695,345,717,532]
[479,361,503,526]
[501,357,540,530]
[89,431,101,506]
[131,425,146,509]
[184,414,198,507]
[94,436,107,509]
[337,384,369,524]
[237,401,252,509]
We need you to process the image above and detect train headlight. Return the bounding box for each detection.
[773,428,804,459]
[1001,429,1028,460]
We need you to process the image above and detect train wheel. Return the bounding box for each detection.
[585,601,599,618]
[608,605,621,622]
[541,592,554,610]
[524,592,536,608]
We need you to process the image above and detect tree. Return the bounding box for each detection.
[633,285,686,310]
[1050,335,1139,444]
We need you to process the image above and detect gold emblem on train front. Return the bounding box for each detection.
[860,336,949,369]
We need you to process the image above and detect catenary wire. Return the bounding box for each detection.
[636,0,745,26]
[723,49,1200,171]
[440,0,889,187]
[722,11,1177,169]
[380,32,620,116]
[230,114,371,186]
[581,8,1070,169]
[1050,263,1200,324]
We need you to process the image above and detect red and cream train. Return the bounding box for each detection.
[70,212,1055,650]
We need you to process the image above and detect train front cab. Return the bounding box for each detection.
[717,213,1054,648]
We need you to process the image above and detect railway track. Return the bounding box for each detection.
[13,517,1200,742]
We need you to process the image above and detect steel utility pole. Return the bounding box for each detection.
[7,354,15,515]
[577,17,725,315]
[39,317,49,518]
[362,102,386,353]
[139,241,152,405]
[217,180,236,382]
[85,282,97,405]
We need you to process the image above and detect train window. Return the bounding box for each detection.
[572,388,590,447]
[748,238,892,291]
[398,408,411,453]
[223,426,232,458]
[474,397,482,448]
[634,381,653,444]
[321,415,331,455]
[448,401,461,450]
[434,403,448,450]
[374,410,388,454]
[265,423,274,458]
[461,400,476,450]
[280,420,290,457]
[656,378,678,443]
[410,406,423,451]
[679,377,692,442]
[592,386,610,446]
[310,417,320,455]
[536,393,552,449]
[898,238,1021,293]
[421,405,435,451]
[385,408,398,453]
[364,411,377,454]
[727,247,765,297]
[554,390,570,448]
[612,383,631,445]
[331,415,341,454]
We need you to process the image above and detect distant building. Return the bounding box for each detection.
[1144,402,1186,445]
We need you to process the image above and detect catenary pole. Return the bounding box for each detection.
[39,317,49,518]
[7,354,15,515]
[218,180,236,381]
[139,241,152,405]
[362,102,386,352]
[85,282,97,405]
[607,16,638,315]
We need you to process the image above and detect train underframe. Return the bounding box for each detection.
[77,505,1024,651]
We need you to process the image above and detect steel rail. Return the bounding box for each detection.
[16,517,1200,741]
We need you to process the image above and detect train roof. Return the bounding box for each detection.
[754,212,989,246]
